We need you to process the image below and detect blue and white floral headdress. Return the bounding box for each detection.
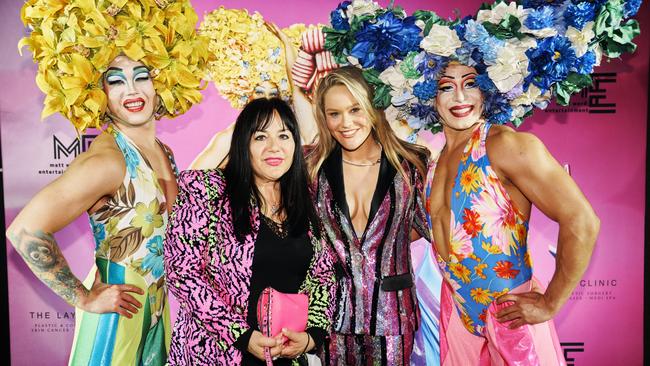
[325,0,642,133]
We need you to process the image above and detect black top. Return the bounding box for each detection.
[235,215,323,365]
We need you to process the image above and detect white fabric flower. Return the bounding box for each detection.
[512,84,551,108]
[487,44,529,93]
[346,55,360,66]
[345,0,381,18]
[566,22,595,57]
[477,2,529,25]
[521,25,558,38]
[420,25,462,57]
[390,88,416,107]
[593,45,603,66]
[379,65,408,88]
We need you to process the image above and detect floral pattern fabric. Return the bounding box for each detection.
[89,124,178,317]
[425,123,532,336]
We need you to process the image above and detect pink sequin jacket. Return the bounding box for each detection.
[164,169,336,365]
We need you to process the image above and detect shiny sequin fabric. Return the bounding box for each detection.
[314,146,429,364]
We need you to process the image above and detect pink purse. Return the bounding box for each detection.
[256,287,308,366]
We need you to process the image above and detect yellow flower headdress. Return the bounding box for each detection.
[199,7,305,109]
[19,0,211,133]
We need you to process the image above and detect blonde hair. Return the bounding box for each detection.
[308,66,429,183]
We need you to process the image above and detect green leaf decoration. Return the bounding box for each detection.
[555,73,593,106]
[593,0,640,58]
[362,69,392,109]
[482,15,523,40]
[400,51,421,79]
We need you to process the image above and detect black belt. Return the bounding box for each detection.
[380,273,413,292]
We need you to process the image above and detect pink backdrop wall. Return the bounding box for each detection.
[1,0,647,365]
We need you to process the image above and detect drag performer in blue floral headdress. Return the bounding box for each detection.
[323,0,641,364]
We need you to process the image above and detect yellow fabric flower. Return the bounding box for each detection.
[448,262,472,283]
[199,7,305,109]
[482,241,503,255]
[470,287,492,305]
[19,0,211,133]
[130,200,163,237]
[473,262,488,280]
[459,163,481,195]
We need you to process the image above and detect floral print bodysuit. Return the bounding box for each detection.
[425,123,533,336]
[69,125,177,366]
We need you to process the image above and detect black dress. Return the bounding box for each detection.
[234,216,315,366]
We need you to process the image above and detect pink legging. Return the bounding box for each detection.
[440,279,566,366]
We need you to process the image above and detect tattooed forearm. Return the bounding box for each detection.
[7,228,87,306]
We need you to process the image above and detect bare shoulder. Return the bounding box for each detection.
[487,125,547,160]
[66,133,125,186]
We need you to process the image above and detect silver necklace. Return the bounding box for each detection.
[342,157,381,166]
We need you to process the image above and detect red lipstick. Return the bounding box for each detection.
[123,98,145,113]
[450,105,474,118]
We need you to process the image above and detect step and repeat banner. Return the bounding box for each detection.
[1,0,647,365]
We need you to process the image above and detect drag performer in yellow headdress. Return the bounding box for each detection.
[7,1,210,365]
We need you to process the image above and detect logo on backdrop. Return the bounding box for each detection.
[544,73,617,114]
[561,342,585,366]
[569,277,618,302]
[28,310,75,334]
[550,245,617,302]
[37,134,98,175]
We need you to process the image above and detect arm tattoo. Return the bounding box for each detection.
[8,229,88,306]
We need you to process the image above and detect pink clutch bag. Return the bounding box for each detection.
[256,287,308,366]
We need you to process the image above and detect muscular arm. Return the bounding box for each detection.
[6,149,124,308]
[490,129,600,325]
[189,122,234,170]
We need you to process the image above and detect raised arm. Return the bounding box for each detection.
[490,129,600,328]
[189,122,234,170]
[6,147,144,317]
[266,22,319,144]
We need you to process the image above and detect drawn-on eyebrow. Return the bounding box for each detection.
[440,72,477,80]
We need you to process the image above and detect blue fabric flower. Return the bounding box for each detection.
[462,20,503,64]
[331,2,351,31]
[526,36,577,91]
[114,133,140,179]
[522,0,564,8]
[564,2,596,30]
[350,11,422,71]
[142,235,164,279]
[89,218,106,250]
[525,6,556,30]
[624,0,642,18]
[415,52,447,80]
[574,50,596,74]
[408,103,436,129]
[413,80,438,101]
[484,94,513,124]
[476,73,498,93]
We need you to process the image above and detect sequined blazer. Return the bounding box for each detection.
[314,147,429,336]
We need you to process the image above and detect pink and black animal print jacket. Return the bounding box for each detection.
[164,169,336,365]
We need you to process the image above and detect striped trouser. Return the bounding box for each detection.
[322,332,414,366]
